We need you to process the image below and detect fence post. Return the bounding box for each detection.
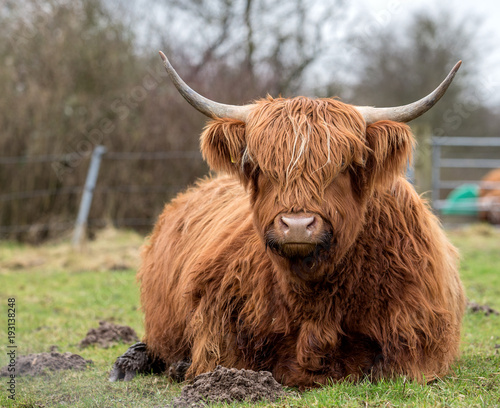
[431,137,441,211]
[72,145,107,248]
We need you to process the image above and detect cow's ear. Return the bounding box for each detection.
[364,121,415,188]
[201,118,247,175]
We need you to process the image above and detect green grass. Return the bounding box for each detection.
[0,226,499,407]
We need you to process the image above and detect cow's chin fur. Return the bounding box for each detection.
[265,232,334,282]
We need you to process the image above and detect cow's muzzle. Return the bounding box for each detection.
[265,212,332,259]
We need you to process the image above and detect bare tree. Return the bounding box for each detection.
[155,0,348,99]
[345,8,495,193]
[348,9,484,134]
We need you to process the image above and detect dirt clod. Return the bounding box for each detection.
[169,366,285,407]
[467,301,499,316]
[0,352,92,377]
[79,320,139,348]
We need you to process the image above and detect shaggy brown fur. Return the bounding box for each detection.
[139,96,465,388]
[478,168,500,224]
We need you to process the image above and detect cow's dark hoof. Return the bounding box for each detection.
[109,342,165,382]
[168,359,192,382]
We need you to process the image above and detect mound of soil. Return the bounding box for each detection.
[0,352,92,377]
[170,366,285,407]
[80,320,139,348]
[467,302,499,316]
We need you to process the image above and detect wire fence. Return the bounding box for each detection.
[431,136,500,225]
[0,149,203,240]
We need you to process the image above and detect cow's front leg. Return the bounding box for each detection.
[368,341,448,383]
[109,342,166,381]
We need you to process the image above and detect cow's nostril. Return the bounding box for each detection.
[280,216,291,231]
[306,217,316,230]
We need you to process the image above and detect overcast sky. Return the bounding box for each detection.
[360,0,500,71]
[355,0,500,105]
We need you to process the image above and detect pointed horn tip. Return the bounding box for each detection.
[158,51,167,61]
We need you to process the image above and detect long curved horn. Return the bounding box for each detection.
[355,61,462,125]
[159,51,254,122]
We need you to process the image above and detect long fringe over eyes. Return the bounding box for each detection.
[244,97,368,196]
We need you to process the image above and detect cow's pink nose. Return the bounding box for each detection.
[278,213,319,242]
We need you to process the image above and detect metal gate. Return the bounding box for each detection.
[431,137,500,216]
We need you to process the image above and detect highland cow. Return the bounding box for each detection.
[110,54,466,388]
[479,168,500,224]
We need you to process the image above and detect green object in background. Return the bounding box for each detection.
[442,183,479,215]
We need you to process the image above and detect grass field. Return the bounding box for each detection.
[0,225,499,407]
